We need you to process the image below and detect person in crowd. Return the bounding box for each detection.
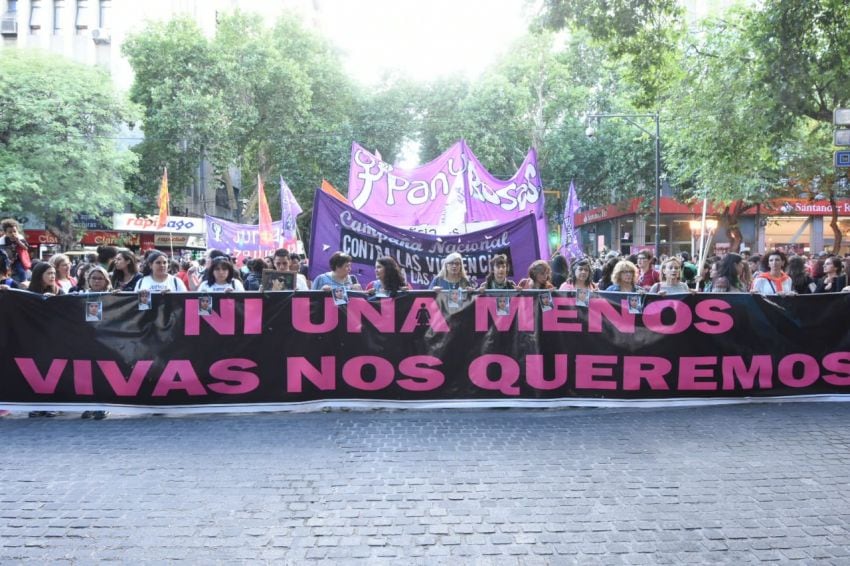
[86,266,113,293]
[198,256,245,292]
[815,256,847,293]
[635,250,660,289]
[712,253,747,293]
[366,256,408,297]
[312,251,362,291]
[176,260,192,289]
[739,257,753,291]
[549,255,569,289]
[429,252,472,291]
[70,263,94,293]
[27,262,61,296]
[0,250,21,290]
[243,258,265,291]
[747,254,763,276]
[559,258,597,292]
[751,250,793,295]
[0,218,32,283]
[649,257,693,295]
[272,249,309,290]
[678,251,698,288]
[96,245,118,270]
[605,260,641,293]
[49,253,77,294]
[134,250,187,293]
[695,260,713,292]
[598,257,619,290]
[711,276,733,293]
[787,255,816,294]
[479,254,517,290]
[110,250,142,292]
[517,260,555,290]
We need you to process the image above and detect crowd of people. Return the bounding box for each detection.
[4,211,850,417]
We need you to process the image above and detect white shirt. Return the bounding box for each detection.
[134,274,187,293]
[198,279,245,293]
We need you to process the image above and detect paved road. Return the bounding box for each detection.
[2,402,850,564]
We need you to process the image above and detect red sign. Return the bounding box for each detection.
[80,231,140,246]
[24,230,60,246]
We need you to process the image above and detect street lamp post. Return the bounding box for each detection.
[586,113,661,255]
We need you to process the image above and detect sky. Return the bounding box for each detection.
[315,0,536,85]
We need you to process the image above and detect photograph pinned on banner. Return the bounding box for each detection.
[496,294,511,316]
[447,288,465,310]
[575,288,591,308]
[628,293,643,314]
[261,270,295,291]
[85,301,103,322]
[332,286,349,305]
[199,295,213,316]
[539,291,553,312]
[138,289,151,311]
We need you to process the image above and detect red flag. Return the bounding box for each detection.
[257,174,275,247]
[156,168,170,229]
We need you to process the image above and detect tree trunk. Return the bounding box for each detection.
[45,213,80,252]
[222,169,238,215]
[829,191,842,253]
[723,201,744,253]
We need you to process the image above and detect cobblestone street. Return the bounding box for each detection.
[2,402,850,564]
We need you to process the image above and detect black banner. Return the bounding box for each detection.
[1,290,850,411]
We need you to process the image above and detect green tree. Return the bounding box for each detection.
[0,50,139,247]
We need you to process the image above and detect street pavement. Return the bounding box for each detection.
[2,402,850,564]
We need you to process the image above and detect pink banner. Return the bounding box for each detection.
[348,141,547,259]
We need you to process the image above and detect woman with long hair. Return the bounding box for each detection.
[110,250,142,292]
[480,254,517,290]
[429,252,472,290]
[86,266,113,293]
[366,256,408,297]
[787,255,816,294]
[605,260,640,293]
[815,256,847,293]
[49,253,77,294]
[28,262,61,296]
[713,253,747,292]
[649,257,693,295]
[198,257,245,292]
[134,251,187,293]
[559,258,597,291]
[517,260,555,290]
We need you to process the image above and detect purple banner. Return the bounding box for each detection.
[560,180,584,262]
[309,189,541,288]
[205,215,284,263]
[347,141,548,259]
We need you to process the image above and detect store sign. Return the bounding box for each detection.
[80,231,140,246]
[153,234,206,248]
[112,213,205,234]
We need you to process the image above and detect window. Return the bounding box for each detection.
[97,0,108,28]
[52,0,62,33]
[29,0,42,29]
[8,0,18,14]
[75,0,88,30]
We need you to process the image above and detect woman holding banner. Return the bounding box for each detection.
[134,251,187,293]
[605,260,641,293]
[480,255,516,290]
[517,260,554,290]
[559,258,597,292]
[429,252,472,291]
[366,256,407,297]
[751,250,793,295]
[312,252,362,291]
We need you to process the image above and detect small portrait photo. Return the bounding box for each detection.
[332,285,348,305]
[447,288,464,310]
[261,270,295,292]
[198,295,213,316]
[138,289,151,311]
[575,288,590,307]
[496,294,511,316]
[85,301,103,322]
[539,291,554,312]
[628,293,643,314]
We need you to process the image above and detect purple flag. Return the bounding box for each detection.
[280,176,302,250]
[347,141,547,259]
[309,189,541,289]
[205,215,283,264]
[560,180,583,262]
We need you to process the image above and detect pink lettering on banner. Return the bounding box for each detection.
[721,356,773,390]
[678,357,718,390]
[587,299,635,334]
[292,298,338,333]
[622,357,672,390]
[468,355,520,395]
[399,298,449,333]
[822,352,850,386]
[208,359,260,394]
[693,300,733,334]
[642,300,692,335]
[15,358,67,394]
[342,356,395,391]
[185,299,236,335]
[541,297,581,332]
[473,297,535,332]
[397,356,445,391]
[151,360,206,396]
[287,356,336,392]
[525,354,568,390]
[777,354,820,388]
[575,355,618,390]
[243,299,263,334]
[347,298,395,333]
[73,360,94,395]
[97,360,152,396]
